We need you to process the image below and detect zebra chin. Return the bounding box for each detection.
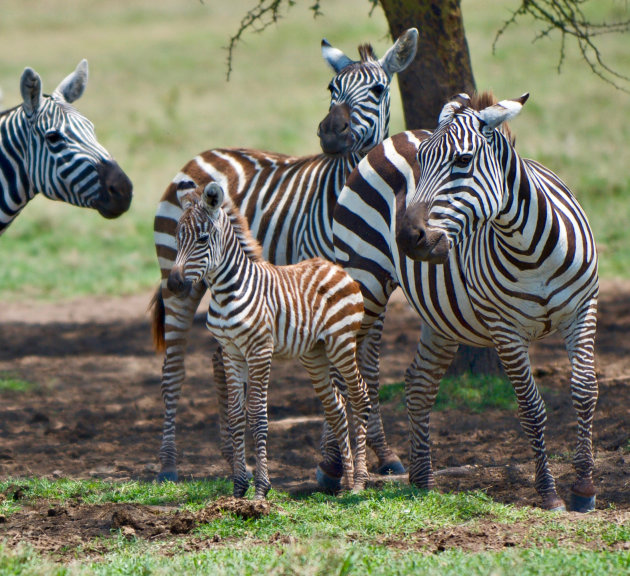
[91,160,133,219]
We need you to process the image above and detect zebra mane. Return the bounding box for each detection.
[220,195,264,263]
[448,91,516,145]
[358,44,378,63]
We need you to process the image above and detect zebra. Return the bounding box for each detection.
[150,29,418,484]
[0,60,132,233]
[167,181,370,499]
[333,92,599,512]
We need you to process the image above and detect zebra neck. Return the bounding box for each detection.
[0,109,35,234]
[205,226,259,307]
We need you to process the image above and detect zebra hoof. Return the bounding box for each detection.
[316,465,342,492]
[570,492,596,513]
[541,495,566,512]
[156,470,178,483]
[375,459,406,476]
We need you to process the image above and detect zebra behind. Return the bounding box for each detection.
[334,93,599,512]
[168,182,370,499]
[0,60,132,233]
[150,29,418,484]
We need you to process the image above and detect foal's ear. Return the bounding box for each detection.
[321,39,354,73]
[202,182,224,217]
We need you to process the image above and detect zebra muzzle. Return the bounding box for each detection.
[167,267,193,298]
[397,202,451,264]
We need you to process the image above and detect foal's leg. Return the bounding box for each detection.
[158,281,206,482]
[301,346,355,491]
[245,348,274,500]
[326,336,371,491]
[212,347,233,468]
[560,300,599,512]
[223,352,249,498]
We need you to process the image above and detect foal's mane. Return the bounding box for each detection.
[220,194,264,262]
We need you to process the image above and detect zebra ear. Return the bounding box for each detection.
[321,39,354,73]
[478,93,529,133]
[438,94,470,125]
[202,182,224,217]
[379,28,419,78]
[53,59,88,104]
[180,192,196,211]
[20,67,42,118]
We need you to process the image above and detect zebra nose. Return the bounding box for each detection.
[318,103,353,154]
[167,267,192,298]
[94,160,133,218]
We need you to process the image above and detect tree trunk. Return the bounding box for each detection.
[381,0,503,377]
[379,0,476,130]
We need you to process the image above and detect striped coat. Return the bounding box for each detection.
[151,29,419,484]
[334,93,599,512]
[0,60,131,233]
[169,182,370,498]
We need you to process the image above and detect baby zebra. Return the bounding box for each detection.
[168,182,371,499]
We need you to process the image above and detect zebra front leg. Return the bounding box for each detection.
[302,347,355,492]
[359,313,405,476]
[158,282,206,482]
[561,301,599,512]
[494,337,565,511]
[406,327,459,490]
[212,347,233,469]
[224,352,249,498]
[245,349,274,500]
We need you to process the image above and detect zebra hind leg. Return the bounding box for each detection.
[562,302,599,512]
[158,282,206,482]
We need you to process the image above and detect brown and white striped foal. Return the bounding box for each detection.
[168,182,371,499]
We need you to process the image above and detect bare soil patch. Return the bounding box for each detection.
[0,282,628,556]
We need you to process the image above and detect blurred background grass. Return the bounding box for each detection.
[0,0,627,300]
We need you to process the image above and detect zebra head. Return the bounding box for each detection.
[397,93,529,264]
[169,182,225,297]
[18,60,132,218]
[318,28,418,156]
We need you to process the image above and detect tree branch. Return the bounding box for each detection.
[493,1,630,90]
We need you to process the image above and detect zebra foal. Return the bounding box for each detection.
[168,182,371,499]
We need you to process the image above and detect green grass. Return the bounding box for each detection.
[380,373,517,413]
[0,0,628,300]
[0,478,628,575]
[0,373,36,393]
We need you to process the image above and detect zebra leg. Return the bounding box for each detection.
[406,327,459,490]
[561,301,599,512]
[326,337,371,491]
[302,347,355,492]
[494,337,565,511]
[158,282,206,482]
[224,352,249,498]
[359,313,405,476]
[245,349,274,500]
[212,347,233,468]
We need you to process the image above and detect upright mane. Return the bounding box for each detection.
[358,44,378,63]
[220,193,264,262]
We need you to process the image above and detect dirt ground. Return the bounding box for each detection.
[0,282,628,556]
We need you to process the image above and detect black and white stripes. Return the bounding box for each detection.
[334,92,599,511]
[0,60,132,233]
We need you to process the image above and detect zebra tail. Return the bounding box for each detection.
[148,285,166,353]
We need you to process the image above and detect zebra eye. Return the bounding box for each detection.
[45,131,64,145]
[453,153,473,168]
[197,234,209,244]
[327,82,335,93]
[371,84,386,98]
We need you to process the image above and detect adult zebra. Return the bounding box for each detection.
[333,92,599,512]
[151,29,418,483]
[0,60,132,232]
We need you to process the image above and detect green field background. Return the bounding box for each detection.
[0,0,628,300]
